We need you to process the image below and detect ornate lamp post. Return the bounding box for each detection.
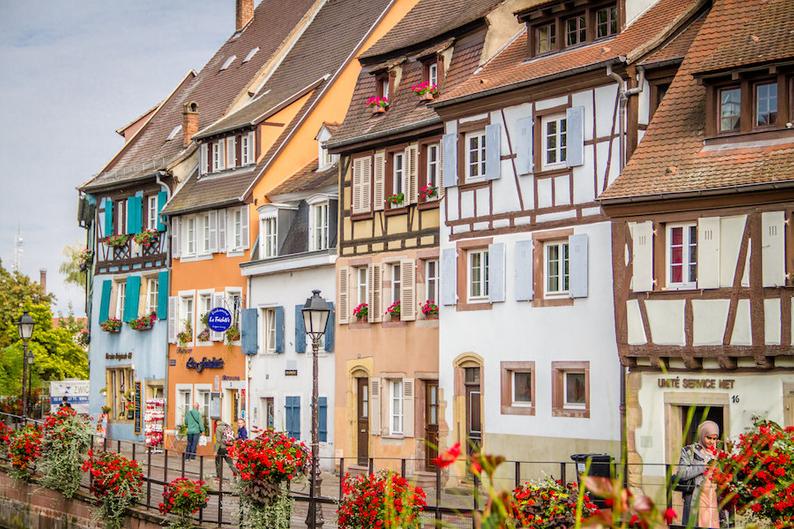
[302,290,330,529]
[17,311,35,418]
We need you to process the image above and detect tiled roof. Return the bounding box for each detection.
[435,0,703,106]
[328,33,485,150]
[601,0,794,202]
[269,160,338,196]
[161,166,258,216]
[359,0,503,60]
[81,0,317,192]
[639,11,705,67]
[195,0,393,139]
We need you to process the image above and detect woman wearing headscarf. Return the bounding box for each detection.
[676,420,721,528]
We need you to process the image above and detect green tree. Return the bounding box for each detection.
[59,244,87,289]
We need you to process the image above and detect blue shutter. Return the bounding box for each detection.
[440,248,457,306]
[569,233,589,298]
[324,302,334,353]
[123,276,141,322]
[515,117,534,175]
[157,191,167,231]
[241,308,259,355]
[285,396,300,439]
[319,397,328,442]
[127,196,142,234]
[99,279,112,322]
[275,306,285,353]
[157,271,169,320]
[488,242,505,303]
[442,133,457,188]
[484,124,502,181]
[103,199,114,237]
[295,305,306,353]
[566,106,585,168]
[514,240,534,301]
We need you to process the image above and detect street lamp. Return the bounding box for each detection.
[302,290,330,529]
[17,311,34,418]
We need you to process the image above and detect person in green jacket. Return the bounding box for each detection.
[184,402,204,461]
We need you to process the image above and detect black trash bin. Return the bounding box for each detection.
[570,453,614,509]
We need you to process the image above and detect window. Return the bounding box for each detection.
[755,82,778,127]
[719,87,741,132]
[564,371,586,409]
[262,308,276,353]
[426,259,438,303]
[391,263,401,305]
[147,196,158,230]
[220,55,236,71]
[356,267,368,306]
[115,200,125,235]
[596,6,618,38]
[241,134,251,165]
[543,115,567,168]
[166,125,182,141]
[180,295,194,338]
[202,213,211,254]
[107,367,134,421]
[226,136,237,169]
[428,62,438,87]
[227,291,242,327]
[535,22,556,54]
[565,15,586,47]
[198,293,212,340]
[197,389,211,433]
[234,208,243,249]
[243,47,259,63]
[379,76,390,100]
[552,361,589,417]
[212,141,223,171]
[544,240,570,297]
[426,144,439,190]
[261,216,277,258]
[667,223,697,288]
[177,388,192,427]
[186,217,196,255]
[145,277,158,315]
[501,361,536,415]
[392,152,404,200]
[465,131,486,181]
[310,202,329,251]
[114,281,126,320]
[468,249,489,302]
[263,397,275,429]
[389,379,403,435]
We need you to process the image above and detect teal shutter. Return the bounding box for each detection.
[324,302,334,352]
[285,396,300,439]
[275,306,285,353]
[319,397,327,442]
[295,305,306,353]
[99,279,112,322]
[157,271,169,320]
[123,276,141,322]
[126,196,142,234]
[241,308,258,355]
[157,191,167,231]
[104,199,114,237]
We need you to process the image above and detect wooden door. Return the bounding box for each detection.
[464,367,482,456]
[425,381,439,469]
[357,378,369,466]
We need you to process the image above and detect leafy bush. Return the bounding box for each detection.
[82,450,144,529]
[39,407,92,498]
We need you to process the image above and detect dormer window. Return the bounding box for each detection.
[377,74,390,100]
[719,87,741,132]
[524,1,618,58]
[596,5,618,38]
[705,72,791,139]
[565,15,586,47]
[755,82,777,127]
[535,23,557,55]
[427,62,438,87]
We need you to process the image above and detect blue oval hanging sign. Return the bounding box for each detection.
[207,307,232,332]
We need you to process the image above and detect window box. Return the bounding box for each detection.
[411,82,439,101]
[419,184,438,201]
[385,300,401,320]
[177,321,193,347]
[386,193,405,207]
[100,318,122,333]
[105,234,131,248]
[129,312,156,331]
[420,300,438,319]
[133,229,159,248]
[225,325,240,344]
[353,302,368,322]
[367,96,389,113]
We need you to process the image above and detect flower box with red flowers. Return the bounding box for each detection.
[159,477,209,522]
[129,312,156,331]
[100,318,122,333]
[420,300,438,319]
[419,184,438,201]
[386,192,404,207]
[353,303,368,321]
[385,300,401,320]
[338,471,427,529]
[410,81,438,101]
[104,233,131,248]
[367,96,390,113]
[133,228,159,248]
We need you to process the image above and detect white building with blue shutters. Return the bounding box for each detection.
[428,0,692,480]
[240,159,337,467]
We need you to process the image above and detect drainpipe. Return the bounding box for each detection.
[155,170,171,439]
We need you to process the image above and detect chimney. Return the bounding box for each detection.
[39,268,47,293]
[236,0,254,32]
[182,102,199,147]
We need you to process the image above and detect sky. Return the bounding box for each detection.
[0,1,236,316]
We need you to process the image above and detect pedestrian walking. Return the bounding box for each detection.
[236,418,248,441]
[215,422,237,481]
[183,402,204,461]
[676,420,723,528]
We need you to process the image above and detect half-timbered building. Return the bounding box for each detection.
[600,0,794,501]
[430,0,705,481]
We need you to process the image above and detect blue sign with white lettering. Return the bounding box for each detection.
[207,307,232,332]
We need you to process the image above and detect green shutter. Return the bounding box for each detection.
[99,279,112,322]
[157,191,167,231]
[127,196,142,234]
[124,276,141,322]
[104,199,114,237]
[157,271,169,320]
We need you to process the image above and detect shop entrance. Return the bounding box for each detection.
[681,405,724,446]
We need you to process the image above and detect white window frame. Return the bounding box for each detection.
[195,385,211,431]
[114,281,126,320]
[226,135,237,169]
[145,277,158,316]
[464,131,487,182]
[428,62,438,87]
[544,240,570,298]
[356,267,368,307]
[391,263,401,305]
[186,217,196,256]
[426,259,438,303]
[241,134,250,165]
[233,208,243,250]
[467,249,489,303]
[175,385,193,428]
[179,293,195,342]
[389,379,403,435]
[512,371,533,407]
[426,143,439,190]
[260,216,278,258]
[392,152,404,201]
[212,142,223,172]
[147,195,158,230]
[262,308,276,353]
[198,292,212,344]
[543,115,568,169]
[380,77,389,100]
[226,288,243,330]
[309,202,330,251]
[563,371,586,409]
[201,213,211,255]
[666,223,697,290]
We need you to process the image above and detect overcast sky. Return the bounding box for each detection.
[0,1,237,316]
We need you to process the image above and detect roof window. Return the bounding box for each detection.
[166,125,182,141]
[243,47,259,63]
[220,55,237,71]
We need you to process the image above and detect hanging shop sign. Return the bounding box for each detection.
[207,307,233,333]
[186,357,225,373]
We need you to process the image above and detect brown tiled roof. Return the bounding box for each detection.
[195,0,393,139]
[81,0,317,192]
[269,160,338,196]
[435,0,703,106]
[328,33,485,150]
[359,0,503,60]
[161,166,259,216]
[640,11,705,67]
[693,0,794,76]
[601,0,794,202]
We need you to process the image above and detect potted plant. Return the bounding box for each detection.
[420,300,438,319]
[105,233,131,248]
[133,228,159,248]
[337,471,427,529]
[100,318,122,333]
[198,312,211,342]
[177,320,193,347]
[40,407,92,499]
[385,300,400,320]
[225,324,240,344]
[386,192,404,207]
[419,184,438,201]
[410,81,438,101]
[129,312,156,331]
[367,96,390,114]
[159,477,209,529]
[353,303,368,322]
[82,450,144,529]
[78,248,93,271]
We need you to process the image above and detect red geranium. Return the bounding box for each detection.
[82,450,143,529]
[337,471,426,529]
[513,479,599,529]
[7,424,42,481]
[229,429,309,486]
[159,477,209,529]
[432,441,461,468]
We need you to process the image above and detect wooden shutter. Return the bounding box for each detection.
[157,191,167,231]
[368,264,382,322]
[103,198,114,238]
[218,209,227,251]
[324,302,335,352]
[440,248,457,305]
[406,145,418,204]
[126,196,142,234]
[338,267,349,324]
[697,217,720,289]
[167,296,178,344]
[515,117,534,175]
[762,211,786,287]
[226,136,236,169]
[217,138,226,170]
[295,305,306,353]
[488,242,506,302]
[241,307,259,355]
[208,211,218,252]
[171,217,181,258]
[274,306,285,353]
[514,240,533,301]
[247,131,256,164]
[403,378,415,437]
[235,134,242,166]
[484,124,502,181]
[361,156,372,212]
[157,271,169,320]
[99,279,112,322]
[442,133,457,187]
[285,396,300,439]
[569,233,589,298]
[210,292,225,341]
[370,377,381,437]
[566,106,585,167]
[199,144,208,175]
[123,276,141,322]
[373,152,386,211]
[438,141,444,190]
[400,259,416,321]
[318,396,328,442]
[352,158,363,214]
[631,221,654,292]
[241,206,250,250]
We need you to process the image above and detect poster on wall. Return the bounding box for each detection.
[49,380,89,414]
[133,382,143,434]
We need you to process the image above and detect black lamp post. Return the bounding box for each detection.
[17,311,35,418]
[302,290,330,529]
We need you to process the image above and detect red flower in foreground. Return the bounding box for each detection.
[432,442,461,468]
[663,507,677,525]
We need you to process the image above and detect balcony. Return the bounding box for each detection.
[95,233,168,274]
